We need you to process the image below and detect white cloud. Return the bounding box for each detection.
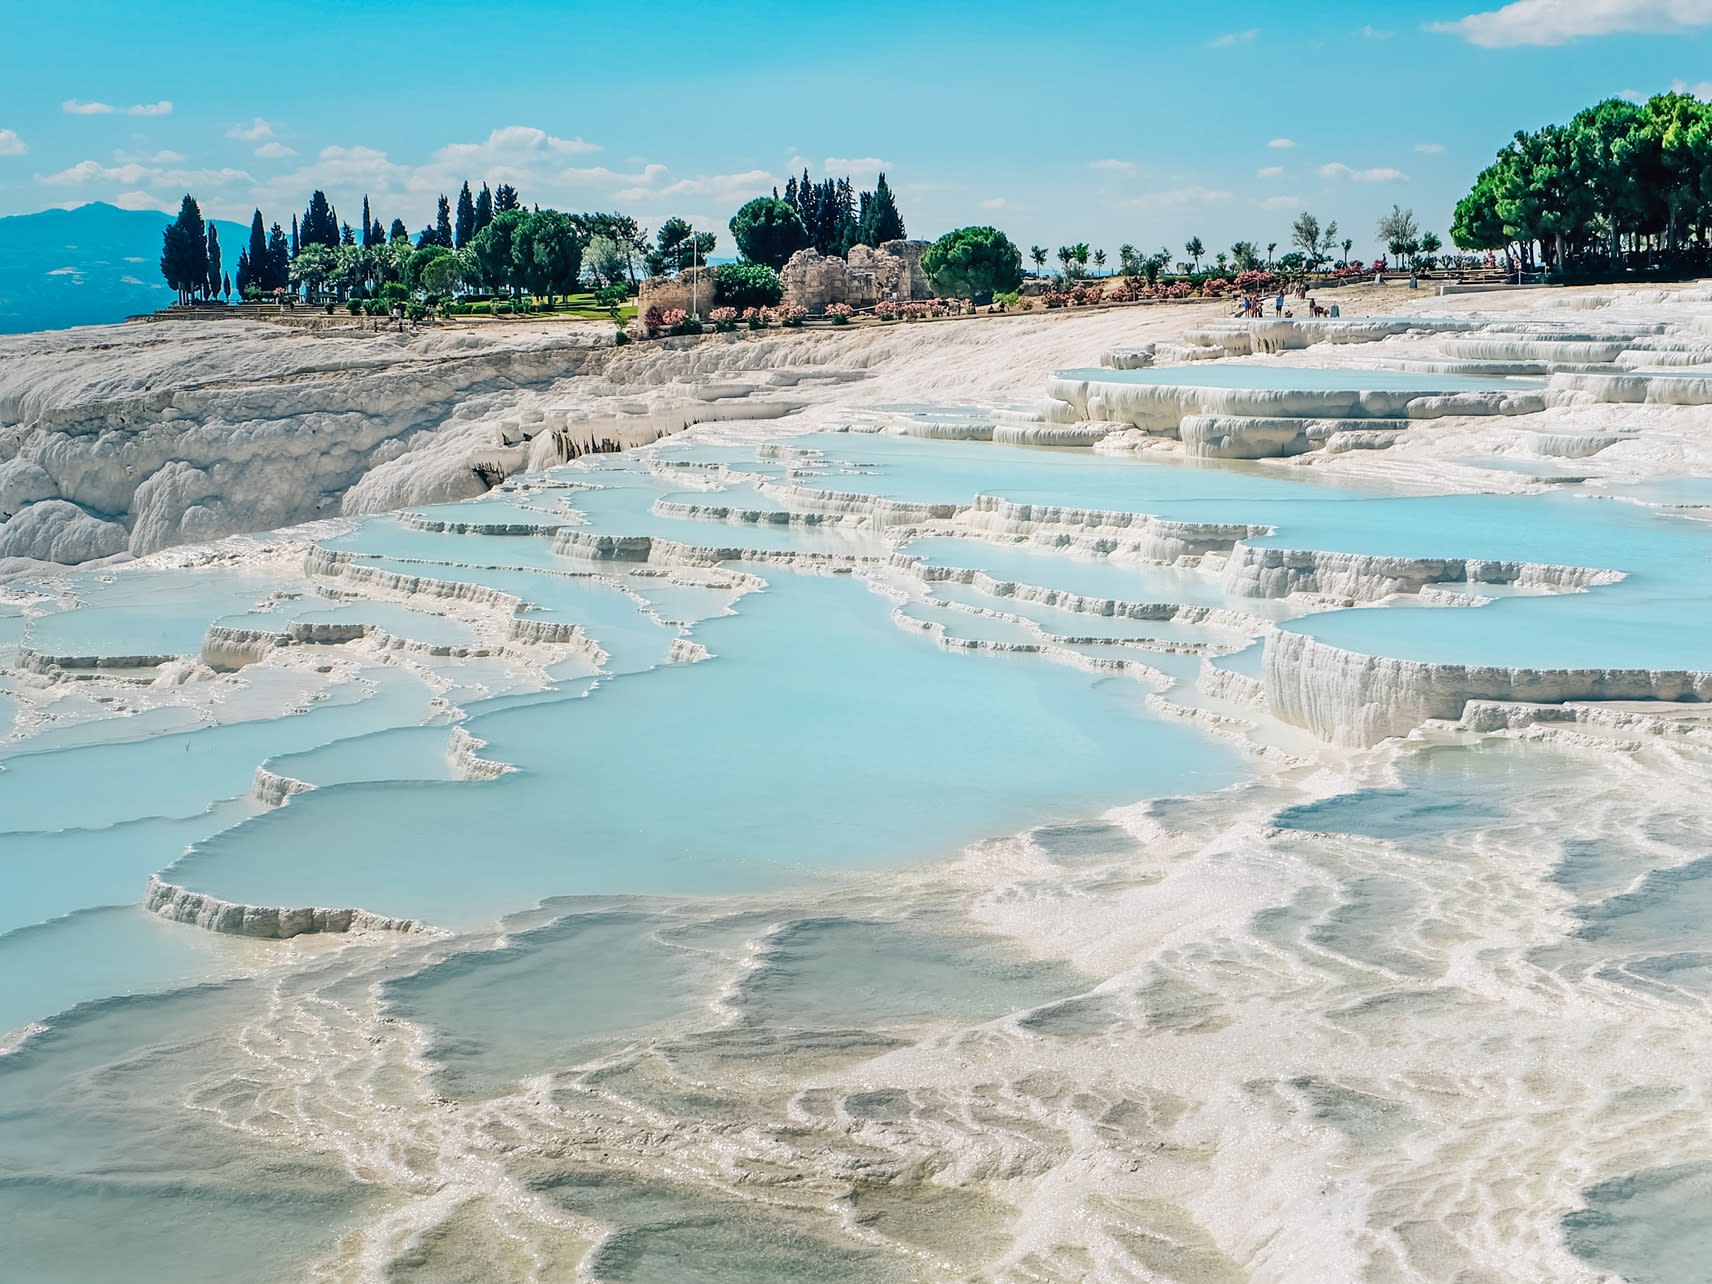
[37,158,253,189]
[1414,142,1447,153]
[120,274,145,286]
[1619,87,1647,100]
[254,142,297,160]
[617,168,776,204]
[1261,194,1300,209]
[1430,0,1712,47]
[1361,23,1395,38]
[1268,137,1295,149]
[1124,185,1233,208]
[823,155,891,174]
[980,196,1006,209]
[1257,165,1285,178]
[0,129,25,156]
[1320,162,1409,182]
[1090,158,1139,173]
[114,191,173,212]
[1212,27,1259,45]
[63,98,173,116]
[226,117,275,141]
[1671,77,1712,96]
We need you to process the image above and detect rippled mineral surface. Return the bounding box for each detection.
[4,288,1712,1282]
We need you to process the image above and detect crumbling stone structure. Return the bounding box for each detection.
[781,240,934,314]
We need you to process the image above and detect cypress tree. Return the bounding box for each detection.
[222,271,231,299]
[290,214,299,257]
[390,218,408,242]
[371,218,384,246]
[205,224,222,300]
[159,193,208,304]
[266,223,290,291]
[474,183,494,233]
[856,172,906,247]
[434,194,454,247]
[455,181,476,248]
[302,191,338,248]
[361,195,373,246]
[242,209,267,296]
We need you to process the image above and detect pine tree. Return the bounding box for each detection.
[856,172,906,247]
[159,193,208,304]
[474,183,494,234]
[390,218,408,242]
[240,209,268,296]
[434,194,454,247]
[340,222,355,247]
[205,224,222,300]
[494,183,520,213]
[302,191,339,248]
[455,181,476,248]
[266,223,291,291]
[361,195,373,246]
[370,218,384,246]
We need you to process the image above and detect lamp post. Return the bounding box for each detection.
[689,225,699,319]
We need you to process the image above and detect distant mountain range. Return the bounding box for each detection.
[0,203,251,335]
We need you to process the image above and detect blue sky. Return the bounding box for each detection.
[3,0,1711,261]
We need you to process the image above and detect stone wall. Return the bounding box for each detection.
[781,240,934,314]
[636,266,720,318]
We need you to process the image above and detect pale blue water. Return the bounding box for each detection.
[165,572,1241,926]
[5,365,1712,1281]
[1056,364,1545,393]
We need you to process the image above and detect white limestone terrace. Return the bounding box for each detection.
[0,304,1263,570]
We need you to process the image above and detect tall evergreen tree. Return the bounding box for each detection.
[302,191,339,248]
[474,183,494,233]
[340,222,355,247]
[434,194,454,247]
[266,223,291,291]
[361,195,374,246]
[205,224,222,300]
[222,271,231,299]
[370,218,384,246]
[159,193,208,304]
[855,172,906,247]
[290,214,299,257]
[455,181,477,248]
[390,218,409,242]
[239,209,268,295]
[494,183,520,213]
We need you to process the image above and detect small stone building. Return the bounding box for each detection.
[781,240,934,314]
[635,266,720,318]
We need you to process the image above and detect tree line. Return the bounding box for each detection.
[1450,93,1712,271]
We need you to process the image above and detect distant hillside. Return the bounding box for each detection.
[0,203,250,334]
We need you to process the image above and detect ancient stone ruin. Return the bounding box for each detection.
[780,240,934,314]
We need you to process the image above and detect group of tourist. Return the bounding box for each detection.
[1234,288,1341,321]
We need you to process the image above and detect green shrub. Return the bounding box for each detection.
[714,262,783,310]
[346,299,362,316]
[324,302,335,315]
[921,226,1024,304]
[380,282,409,306]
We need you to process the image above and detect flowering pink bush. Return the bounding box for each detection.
[661,308,687,328]
[1042,290,1071,308]
[742,306,767,329]
[1162,281,1193,299]
[642,304,666,337]
[874,300,899,320]
[901,301,933,320]
[779,304,808,328]
[825,302,855,325]
[1232,270,1280,294]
